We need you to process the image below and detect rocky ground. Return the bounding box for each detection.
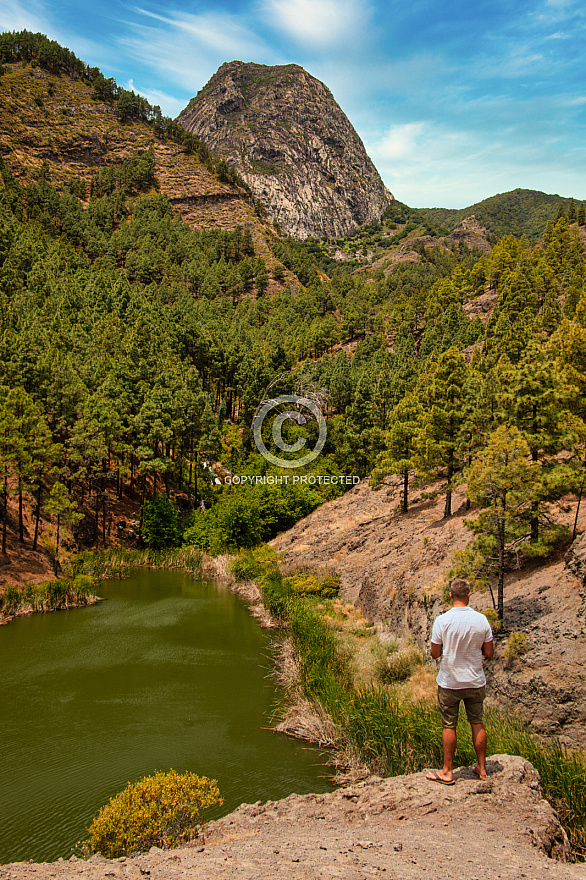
[272,475,586,748]
[2,757,585,880]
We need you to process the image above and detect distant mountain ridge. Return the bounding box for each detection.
[419,188,584,240]
[178,61,393,240]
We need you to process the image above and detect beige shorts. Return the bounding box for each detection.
[437,685,486,728]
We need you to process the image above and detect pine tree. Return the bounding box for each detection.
[415,347,468,517]
[467,426,541,620]
[45,481,82,571]
[568,199,577,224]
[372,392,422,513]
[498,342,583,548]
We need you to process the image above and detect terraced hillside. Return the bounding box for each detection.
[0,62,258,234]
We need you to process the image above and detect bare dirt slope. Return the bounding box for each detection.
[2,757,585,880]
[272,476,586,748]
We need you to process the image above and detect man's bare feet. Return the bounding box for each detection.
[426,770,455,785]
[473,764,488,779]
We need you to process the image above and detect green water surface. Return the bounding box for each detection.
[0,569,333,863]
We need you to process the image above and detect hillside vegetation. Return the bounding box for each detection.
[419,188,585,240]
[0,30,265,237]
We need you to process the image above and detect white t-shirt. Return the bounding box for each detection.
[431,606,493,689]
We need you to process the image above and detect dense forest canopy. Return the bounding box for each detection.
[2,32,586,615]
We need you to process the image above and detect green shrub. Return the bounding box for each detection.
[503,631,528,665]
[482,607,502,631]
[141,496,181,549]
[83,770,222,858]
[229,545,280,582]
[260,569,293,621]
[181,510,211,551]
[182,481,325,554]
[216,494,263,549]
[283,571,340,599]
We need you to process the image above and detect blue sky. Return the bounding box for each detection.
[2,0,586,207]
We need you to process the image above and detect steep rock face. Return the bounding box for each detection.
[178,61,393,240]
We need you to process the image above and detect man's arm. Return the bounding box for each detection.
[430,641,442,660]
[482,640,494,659]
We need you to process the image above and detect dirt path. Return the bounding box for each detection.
[3,757,585,880]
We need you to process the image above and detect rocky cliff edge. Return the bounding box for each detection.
[3,757,585,880]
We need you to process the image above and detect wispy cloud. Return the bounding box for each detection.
[261,0,373,50]
[132,6,268,60]
[0,0,51,33]
[118,6,275,95]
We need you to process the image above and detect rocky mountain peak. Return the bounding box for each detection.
[178,61,393,239]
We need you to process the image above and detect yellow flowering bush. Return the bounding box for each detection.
[83,770,222,858]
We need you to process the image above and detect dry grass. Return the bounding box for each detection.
[273,699,338,747]
[324,600,371,630]
[402,666,437,703]
[424,573,450,601]
[270,637,301,689]
[204,553,233,581]
[269,637,337,746]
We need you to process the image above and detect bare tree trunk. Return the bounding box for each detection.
[497,499,506,620]
[2,467,7,554]
[102,477,107,547]
[18,476,24,542]
[194,451,199,506]
[94,484,100,547]
[573,474,584,540]
[32,483,42,552]
[54,513,61,575]
[443,458,454,518]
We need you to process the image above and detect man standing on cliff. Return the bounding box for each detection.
[426,578,494,785]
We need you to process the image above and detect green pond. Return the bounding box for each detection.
[0,569,334,864]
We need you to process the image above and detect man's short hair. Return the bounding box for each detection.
[450,578,471,600]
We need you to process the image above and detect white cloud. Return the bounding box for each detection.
[543,0,582,18]
[0,0,51,33]
[366,111,586,208]
[370,122,428,161]
[262,0,372,49]
[118,7,275,100]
